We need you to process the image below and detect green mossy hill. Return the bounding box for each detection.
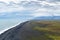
[0,20,60,40]
[31,21,60,40]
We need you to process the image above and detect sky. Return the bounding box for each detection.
[0,0,60,19]
[0,0,60,34]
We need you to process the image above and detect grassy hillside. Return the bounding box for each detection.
[0,20,60,40]
[28,20,60,40]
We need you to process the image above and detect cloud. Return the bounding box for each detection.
[0,0,60,34]
[46,0,60,3]
[0,1,26,13]
[0,7,25,13]
[0,0,60,17]
[0,0,20,3]
[38,0,60,2]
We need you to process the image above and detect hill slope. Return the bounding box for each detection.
[34,16,60,20]
[0,20,60,40]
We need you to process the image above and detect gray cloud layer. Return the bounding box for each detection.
[38,0,60,2]
[0,0,60,17]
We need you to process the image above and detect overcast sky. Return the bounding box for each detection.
[0,0,60,18]
[0,0,60,34]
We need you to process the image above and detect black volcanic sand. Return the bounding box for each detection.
[0,20,60,40]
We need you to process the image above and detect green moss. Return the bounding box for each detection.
[32,21,60,40]
[24,33,54,40]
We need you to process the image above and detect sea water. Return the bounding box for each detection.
[0,19,27,34]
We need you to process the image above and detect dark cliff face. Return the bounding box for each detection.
[0,20,60,40]
[0,21,30,40]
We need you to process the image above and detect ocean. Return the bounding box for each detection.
[0,19,27,34]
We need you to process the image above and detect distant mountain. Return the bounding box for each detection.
[34,16,60,20]
[0,19,60,40]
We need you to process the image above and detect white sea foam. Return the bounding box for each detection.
[0,22,20,34]
[0,20,26,34]
[0,19,31,34]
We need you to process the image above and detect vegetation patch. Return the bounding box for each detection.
[32,21,60,40]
